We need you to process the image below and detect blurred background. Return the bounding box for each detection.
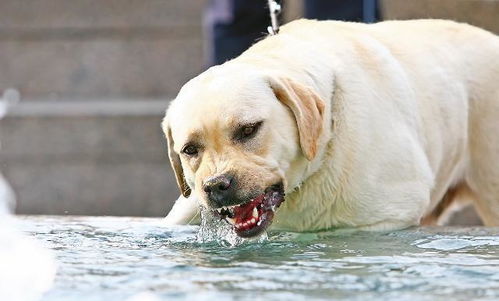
[0,0,497,221]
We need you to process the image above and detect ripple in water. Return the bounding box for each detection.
[16,217,499,301]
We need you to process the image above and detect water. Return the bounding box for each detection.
[0,170,55,301]
[18,216,499,301]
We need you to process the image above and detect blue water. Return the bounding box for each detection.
[18,216,499,301]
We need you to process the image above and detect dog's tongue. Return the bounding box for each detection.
[231,191,285,238]
[233,194,264,224]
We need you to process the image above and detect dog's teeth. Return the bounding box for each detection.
[226,217,236,225]
[252,207,258,218]
[251,218,256,224]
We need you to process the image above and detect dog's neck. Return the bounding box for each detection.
[274,139,346,232]
[273,78,339,232]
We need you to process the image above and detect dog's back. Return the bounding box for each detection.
[244,19,499,228]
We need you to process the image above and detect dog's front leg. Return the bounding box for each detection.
[164,194,201,225]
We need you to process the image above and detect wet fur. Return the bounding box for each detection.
[163,19,499,231]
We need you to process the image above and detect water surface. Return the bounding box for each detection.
[18,216,499,301]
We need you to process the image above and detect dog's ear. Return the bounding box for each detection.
[162,118,191,197]
[269,77,325,161]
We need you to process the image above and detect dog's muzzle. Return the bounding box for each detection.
[213,183,285,238]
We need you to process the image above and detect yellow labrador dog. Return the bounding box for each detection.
[162,19,499,238]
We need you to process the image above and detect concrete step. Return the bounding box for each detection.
[0,1,206,29]
[380,0,499,34]
[0,100,179,216]
[0,38,203,100]
[0,0,207,100]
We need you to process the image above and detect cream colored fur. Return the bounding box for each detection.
[163,19,499,231]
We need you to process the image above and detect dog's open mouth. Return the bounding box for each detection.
[213,184,285,238]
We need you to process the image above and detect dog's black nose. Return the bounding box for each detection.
[203,174,235,206]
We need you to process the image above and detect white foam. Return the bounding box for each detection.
[0,215,56,301]
[0,94,56,301]
[0,173,15,215]
[125,292,162,301]
[417,237,499,251]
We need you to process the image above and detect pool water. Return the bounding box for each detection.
[18,216,499,301]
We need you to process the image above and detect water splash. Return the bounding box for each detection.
[0,92,56,301]
[0,90,17,213]
[196,207,268,247]
[0,185,56,301]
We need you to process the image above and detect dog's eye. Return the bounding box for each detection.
[242,126,255,136]
[181,144,199,156]
[235,121,263,141]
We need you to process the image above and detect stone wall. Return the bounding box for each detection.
[0,101,177,216]
[380,0,499,34]
[0,0,206,100]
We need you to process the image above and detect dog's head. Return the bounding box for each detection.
[162,65,325,237]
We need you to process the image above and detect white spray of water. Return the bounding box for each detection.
[0,91,56,301]
[0,88,19,212]
[196,207,268,247]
